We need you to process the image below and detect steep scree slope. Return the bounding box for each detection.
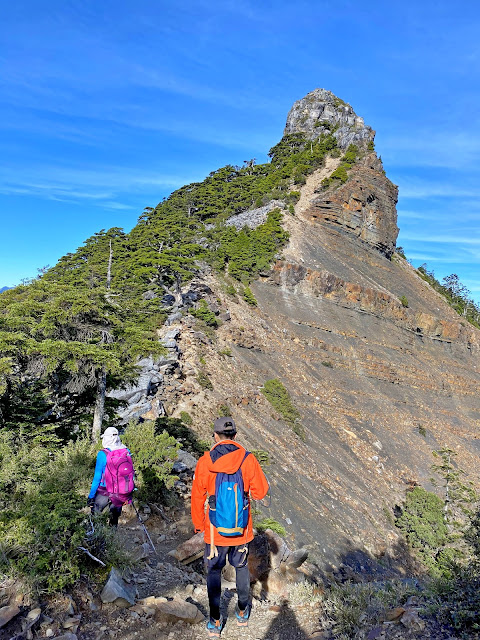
[157,91,480,573]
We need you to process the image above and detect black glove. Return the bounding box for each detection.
[87,497,95,509]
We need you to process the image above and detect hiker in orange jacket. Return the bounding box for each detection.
[191,416,269,637]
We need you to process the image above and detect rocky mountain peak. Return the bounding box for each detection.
[284,88,375,149]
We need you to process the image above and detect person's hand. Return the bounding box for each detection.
[87,497,95,508]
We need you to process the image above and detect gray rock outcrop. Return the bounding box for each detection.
[107,329,184,424]
[226,200,286,230]
[284,88,374,150]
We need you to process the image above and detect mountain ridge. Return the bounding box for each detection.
[1,88,480,588]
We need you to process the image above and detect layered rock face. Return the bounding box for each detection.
[310,159,399,257]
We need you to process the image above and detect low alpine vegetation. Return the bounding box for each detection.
[261,378,305,440]
[254,517,287,537]
[321,144,359,189]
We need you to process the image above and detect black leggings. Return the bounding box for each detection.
[93,493,122,526]
[204,543,250,621]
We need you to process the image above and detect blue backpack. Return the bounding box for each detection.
[209,452,250,537]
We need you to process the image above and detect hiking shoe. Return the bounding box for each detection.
[235,603,251,627]
[206,616,223,637]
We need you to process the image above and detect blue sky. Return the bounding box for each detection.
[1,1,479,301]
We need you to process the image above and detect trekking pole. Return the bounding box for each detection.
[132,502,157,554]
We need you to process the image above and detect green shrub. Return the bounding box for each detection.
[242,286,258,306]
[342,144,358,165]
[395,486,447,574]
[156,416,208,456]
[0,437,113,593]
[255,517,287,537]
[261,378,305,440]
[179,411,193,426]
[321,361,333,368]
[285,190,301,204]
[321,147,358,190]
[322,164,349,188]
[367,140,375,151]
[218,347,232,357]
[252,450,270,467]
[123,420,179,502]
[400,295,409,308]
[418,425,427,437]
[196,371,213,390]
[423,508,480,634]
[225,284,237,296]
[222,209,289,284]
[190,299,219,327]
[218,404,232,417]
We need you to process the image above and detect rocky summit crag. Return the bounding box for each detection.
[131,89,480,575]
[284,88,374,149]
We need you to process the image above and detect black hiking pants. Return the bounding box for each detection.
[204,543,250,621]
[92,492,122,527]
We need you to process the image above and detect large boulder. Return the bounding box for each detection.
[263,528,290,569]
[100,568,136,608]
[172,449,197,474]
[154,599,204,624]
[170,532,205,564]
[0,605,20,628]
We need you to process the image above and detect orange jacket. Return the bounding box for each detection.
[191,440,269,546]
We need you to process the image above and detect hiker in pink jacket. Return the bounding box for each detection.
[87,427,135,527]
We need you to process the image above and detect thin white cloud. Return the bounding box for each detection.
[381,131,480,170]
[408,255,480,264]
[401,233,480,245]
[103,202,134,210]
[0,164,202,206]
[398,181,480,199]
[401,230,480,247]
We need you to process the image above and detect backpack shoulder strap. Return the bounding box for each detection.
[240,451,250,467]
[238,451,250,481]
